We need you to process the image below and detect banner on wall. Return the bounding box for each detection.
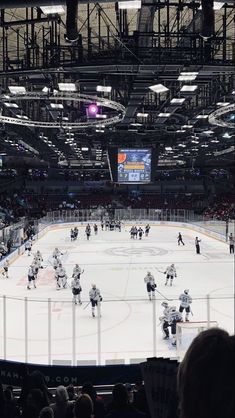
[0,360,142,387]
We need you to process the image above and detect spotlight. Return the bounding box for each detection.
[88,104,99,117]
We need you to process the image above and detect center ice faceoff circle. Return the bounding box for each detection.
[105,246,168,256]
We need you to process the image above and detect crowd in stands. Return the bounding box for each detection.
[1,189,235,230]
[203,195,235,221]
[0,327,234,418]
[0,375,150,418]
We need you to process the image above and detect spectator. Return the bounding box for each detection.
[67,384,77,401]
[50,385,74,418]
[106,383,146,418]
[82,382,106,418]
[178,328,235,418]
[39,407,54,418]
[3,386,19,418]
[22,388,45,418]
[74,394,93,418]
[133,381,150,417]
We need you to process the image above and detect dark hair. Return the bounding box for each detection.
[178,328,235,418]
[74,394,93,418]
[112,383,128,406]
[82,382,96,402]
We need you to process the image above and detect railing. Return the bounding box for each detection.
[0,294,233,366]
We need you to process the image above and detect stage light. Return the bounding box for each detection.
[180,85,198,92]
[149,84,169,93]
[58,83,77,92]
[170,98,186,105]
[41,6,65,15]
[88,104,99,116]
[96,86,112,93]
[8,86,26,94]
[118,1,141,9]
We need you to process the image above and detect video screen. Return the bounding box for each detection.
[118,148,152,183]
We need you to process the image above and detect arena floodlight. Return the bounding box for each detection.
[96,114,107,119]
[149,84,169,94]
[196,114,208,119]
[3,102,19,108]
[170,98,186,105]
[158,113,171,117]
[96,86,112,93]
[178,73,198,81]
[137,113,149,117]
[8,86,26,94]
[50,103,64,109]
[118,1,141,9]
[58,83,77,92]
[216,102,230,107]
[40,5,65,15]
[180,85,198,92]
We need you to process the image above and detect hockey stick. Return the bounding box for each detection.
[155,289,174,301]
[83,301,90,310]
[190,308,194,316]
[156,268,165,274]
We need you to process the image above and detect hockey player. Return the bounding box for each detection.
[53,247,63,258]
[71,276,82,305]
[229,233,234,254]
[74,226,78,240]
[101,220,104,231]
[32,258,40,280]
[72,263,83,279]
[179,289,192,322]
[25,240,32,256]
[56,264,67,290]
[168,306,182,346]
[144,271,157,300]
[133,226,138,239]
[53,256,60,270]
[159,301,171,340]
[2,260,9,278]
[178,232,185,246]
[27,265,36,290]
[138,227,144,240]
[70,228,75,241]
[94,224,98,235]
[195,237,201,254]
[145,224,150,237]
[85,224,91,240]
[164,264,177,286]
[130,226,135,239]
[89,284,102,317]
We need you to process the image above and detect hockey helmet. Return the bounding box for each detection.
[171,263,174,267]
[184,289,189,294]
[161,302,168,308]
[92,284,96,289]
[147,271,151,275]
[170,306,177,312]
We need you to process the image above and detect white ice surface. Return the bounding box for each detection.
[0,224,234,364]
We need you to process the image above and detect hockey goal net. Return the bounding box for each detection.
[176,321,218,359]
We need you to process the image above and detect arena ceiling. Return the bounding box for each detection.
[0,1,234,173]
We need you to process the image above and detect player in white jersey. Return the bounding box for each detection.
[53,247,63,258]
[32,259,40,279]
[179,289,192,321]
[27,265,36,290]
[56,265,67,290]
[53,256,61,270]
[168,306,182,346]
[89,284,102,317]
[71,277,82,305]
[159,302,171,339]
[144,272,157,300]
[164,264,177,286]
[72,264,83,279]
[2,260,9,278]
[25,240,32,256]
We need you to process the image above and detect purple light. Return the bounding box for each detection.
[88,104,98,116]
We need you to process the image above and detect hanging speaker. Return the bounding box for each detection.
[200,0,214,39]
[65,0,79,42]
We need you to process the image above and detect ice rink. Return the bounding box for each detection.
[0,224,234,365]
